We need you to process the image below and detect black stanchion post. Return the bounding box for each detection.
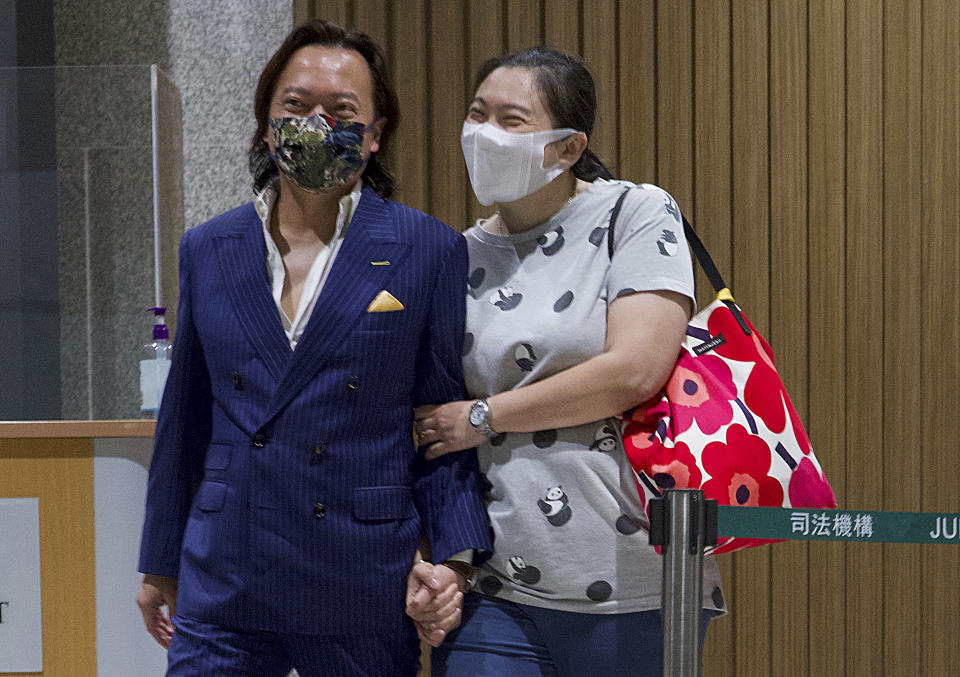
[649,490,717,677]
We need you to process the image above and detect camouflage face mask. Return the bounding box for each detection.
[269,113,371,193]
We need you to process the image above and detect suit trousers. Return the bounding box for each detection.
[166,614,421,677]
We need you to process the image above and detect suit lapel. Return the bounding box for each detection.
[211,205,291,383]
[263,187,411,422]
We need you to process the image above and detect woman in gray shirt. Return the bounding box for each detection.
[410,47,725,677]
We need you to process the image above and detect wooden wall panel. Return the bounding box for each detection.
[617,0,656,184]
[0,439,96,676]
[427,0,469,229]
[844,2,885,675]
[656,0,693,208]
[352,0,388,50]
[544,0,581,57]
[920,1,960,674]
[768,2,809,675]
[389,0,428,212]
[286,3,960,674]
[297,0,350,26]
[693,2,734,673]
[692,0,732,309]
[730,2,772,675]
[465,0,504,227]
[505,0,542,52]
[807,1,848,675]
[582,0,618,175]
[881,1,924,673]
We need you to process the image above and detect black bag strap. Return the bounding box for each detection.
[607,186,751,335]
[606,188,631,260]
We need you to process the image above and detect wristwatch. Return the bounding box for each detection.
[469,398,498,438]
[440,559,480,590]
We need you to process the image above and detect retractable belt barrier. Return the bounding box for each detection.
[718,505,960,544]
[651,490,960,677]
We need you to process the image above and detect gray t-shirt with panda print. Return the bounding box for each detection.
[463,178,726,614]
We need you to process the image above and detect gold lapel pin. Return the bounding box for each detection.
[370,261,391,266]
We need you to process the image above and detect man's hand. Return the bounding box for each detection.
[405,560,465,647]
[137,574,178,648]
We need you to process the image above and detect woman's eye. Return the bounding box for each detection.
[466,108,485,122]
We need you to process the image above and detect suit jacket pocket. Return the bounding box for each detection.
[204,442,232,470]
[196,480,228,512]
[353,485,416,521]
[355,310,407,334]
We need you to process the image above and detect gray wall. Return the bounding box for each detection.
[54,0,293,229]
[165,2,294,229]
[1,0,294,419]
[47,0,292,418]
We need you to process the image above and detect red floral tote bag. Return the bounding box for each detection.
[607,188,837,555]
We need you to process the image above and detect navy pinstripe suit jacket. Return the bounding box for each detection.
[138,185,492,634]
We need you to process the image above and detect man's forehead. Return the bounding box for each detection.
[278,46,373,98]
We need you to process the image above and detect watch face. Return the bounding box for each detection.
[469,403,484,426]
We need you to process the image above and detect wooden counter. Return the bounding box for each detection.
[0,419,155,439]
[0,420,163,676]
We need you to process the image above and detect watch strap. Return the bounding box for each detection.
[439,559,479,590]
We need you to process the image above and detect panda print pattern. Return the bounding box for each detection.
[656,229,680,257]
[508,556,541,585]
[537,226,565,255]
[459,179,726,615]
[490,286,522,311]
[514,343,537,371]
[589,423,618,452]
[537,485,572,526]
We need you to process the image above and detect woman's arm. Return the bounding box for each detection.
[414,288,689,458]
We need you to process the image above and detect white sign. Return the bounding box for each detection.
[0,498,43,672]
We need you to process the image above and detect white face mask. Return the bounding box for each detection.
[461,122,580,206]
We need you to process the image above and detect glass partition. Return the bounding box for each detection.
[0,65,183,420]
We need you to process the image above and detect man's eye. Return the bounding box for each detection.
[466,109,485,122]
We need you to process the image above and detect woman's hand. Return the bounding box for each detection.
[414,401,486,459]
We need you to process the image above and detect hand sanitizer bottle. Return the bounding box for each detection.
[139,306,172,419]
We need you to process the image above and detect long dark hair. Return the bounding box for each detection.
[249,19,399,197]
[474,47,614,182]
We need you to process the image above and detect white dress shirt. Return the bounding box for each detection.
[254,180,363,350]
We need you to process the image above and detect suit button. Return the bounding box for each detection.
[347,375,360,390]
[228,370,243,390]
[313,503,326,518]
[314,442,327,456]
[251,433,267,448]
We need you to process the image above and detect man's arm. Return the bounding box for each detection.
[136,231,213,643]
[410,231,492,564]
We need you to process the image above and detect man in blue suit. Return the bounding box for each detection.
[136,19,491,676]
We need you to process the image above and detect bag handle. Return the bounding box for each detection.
[607,186,751,335]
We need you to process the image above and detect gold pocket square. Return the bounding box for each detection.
[367,290,404,312]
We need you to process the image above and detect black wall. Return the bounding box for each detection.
[0,0,62,419]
